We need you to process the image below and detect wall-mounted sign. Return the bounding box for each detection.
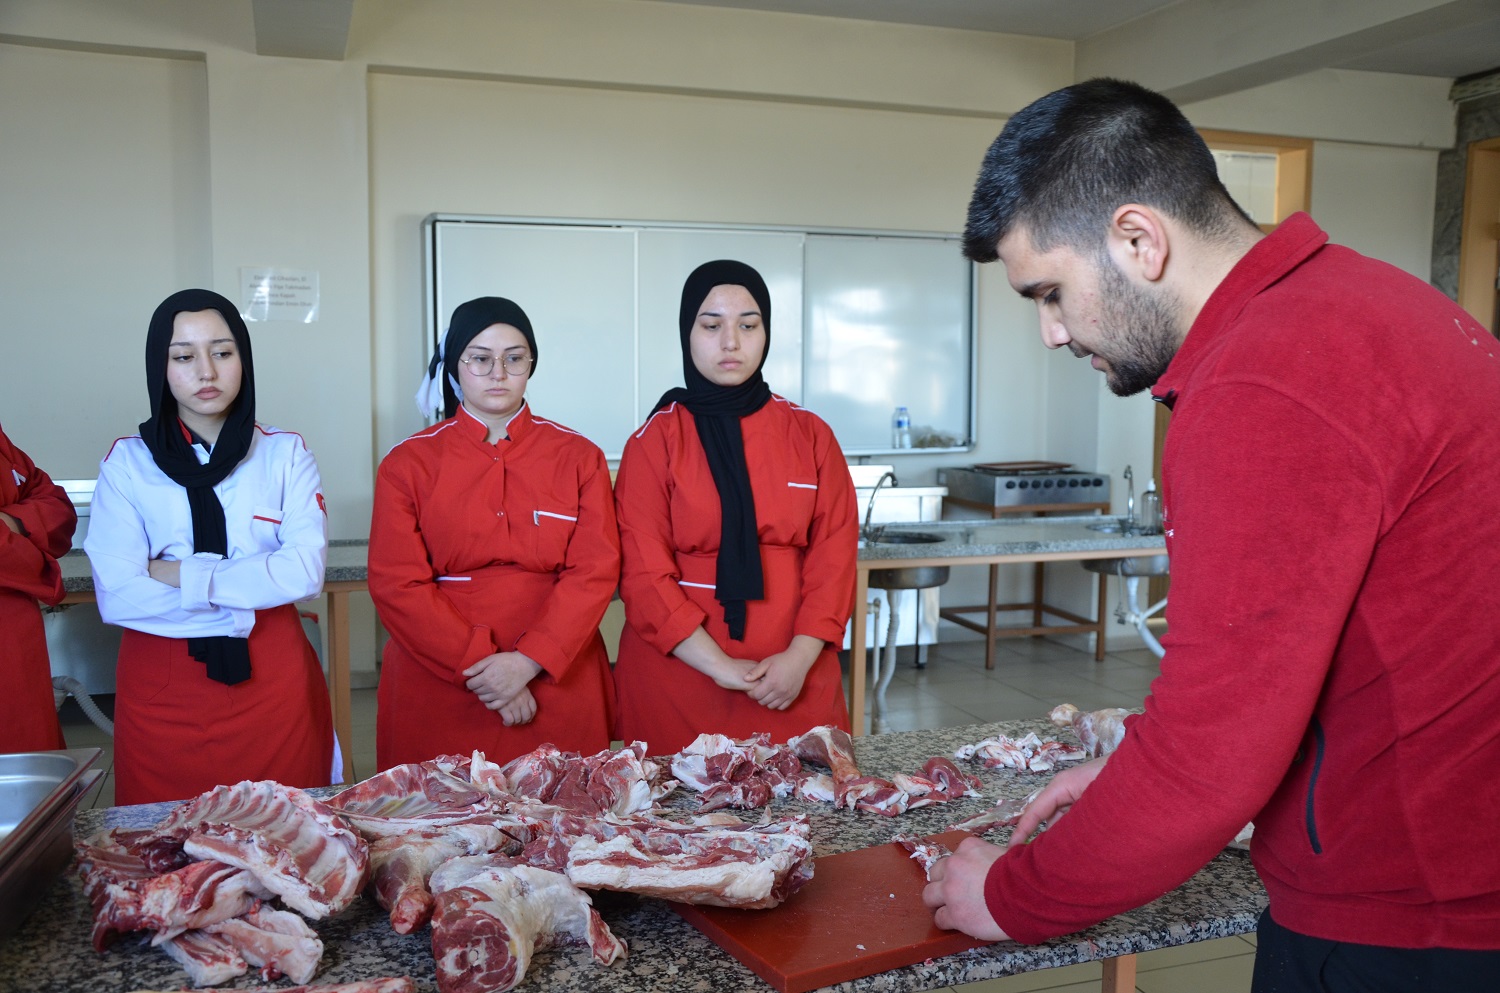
[240,267,320,323]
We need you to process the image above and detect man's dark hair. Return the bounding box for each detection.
[963,78,1255,262]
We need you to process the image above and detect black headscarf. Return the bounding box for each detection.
[140,288,256,685]
[427,297,538,420]
[653,260,773,642]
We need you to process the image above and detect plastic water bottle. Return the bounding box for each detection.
[891,406,912,449]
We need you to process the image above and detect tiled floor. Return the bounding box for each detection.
[56,632,1257,992]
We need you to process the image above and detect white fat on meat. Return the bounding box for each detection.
[158,929,248,987]
[564,819,814,909]
[329,758,505,838]
[669,733,801,811]
[369,824,512,935]
[1049,703,1131,757]
[201,902,324,984]
[430,861,626,993]
[795,772,836,803]
[150,781,368,919]
[955,733,1087,773]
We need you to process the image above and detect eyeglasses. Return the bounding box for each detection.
[460,352,533,378]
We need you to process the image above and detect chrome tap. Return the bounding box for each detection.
[861,471,899,541]
[1122,465,1136,533]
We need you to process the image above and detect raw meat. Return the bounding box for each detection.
[891,757,984,810]
[158,929,247,987]
[134,982,417,993]
[143,781,369,918]
[795,772,836,803]
[430,860,626,993]
[564,815,814,909]
[369,823,514,934]
[1049,703,1131,757]
[894,835,954,878]
[329,757,507,838]
[954,733,1087,773]
[670,733,801,811]
[788,725,862,794]
[837,776,910,816]
[948,789,1041,835]
[203,902,324,983]
[75,843,272,950]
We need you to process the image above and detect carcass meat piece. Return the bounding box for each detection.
[564,816,813,909]
[203,902,323,983]
[486,744,568,801]
[369,823,513,934]
[796,772,836,803]
[75,842,272,950]
[788,725,862,790]
[670,733,801,811]
[1049,703,1131,757]
[948,789,1041,835]
[430,861,626,993]
[330,758,506,838]
[132,981,418,993]
[159,929,248,986]
[838,776,910,816]
[954,733,1087,773]
[891,757,983,810]
[893,835,954,879]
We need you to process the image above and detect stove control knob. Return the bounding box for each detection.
[1043,479,1054,488]
[1017,480,1029,489]
[1005,480,1017,489]
[1068,479,1080,487]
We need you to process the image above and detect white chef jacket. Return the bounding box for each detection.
[86,424,327,639]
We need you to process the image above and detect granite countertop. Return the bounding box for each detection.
[1,720,1264,992]
[859,517,1167,563]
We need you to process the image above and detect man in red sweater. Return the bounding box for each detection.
[923,78,1500,992]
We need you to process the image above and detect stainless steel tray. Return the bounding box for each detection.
[0,748,102,859]
[0,767,103,937]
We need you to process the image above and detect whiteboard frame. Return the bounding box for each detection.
[423,213,977,457]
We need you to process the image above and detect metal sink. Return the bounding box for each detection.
[1082,554,1170,576]
[866,530,944,544]
[869,563,950,589]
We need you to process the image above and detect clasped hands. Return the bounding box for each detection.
[463,651,543,727]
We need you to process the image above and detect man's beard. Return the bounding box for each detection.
[1092,259,1180,397]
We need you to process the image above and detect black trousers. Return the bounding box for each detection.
[1251,908,1500,993]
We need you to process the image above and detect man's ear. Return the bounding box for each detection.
[1107,204,1169,283]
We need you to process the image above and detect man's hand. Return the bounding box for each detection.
[922,837,1011,940]
[1007,755,1109,850]
[463,651,543,723]
[745,634,822,710]
[147,558,182,588]
[0,511,22,535]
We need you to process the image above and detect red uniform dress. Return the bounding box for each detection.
[0,426,76,753]
[370,403,620,770]
[613,395,857,755]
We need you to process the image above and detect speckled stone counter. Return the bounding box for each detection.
[0,720,1265,993]
[859,517,1165,563]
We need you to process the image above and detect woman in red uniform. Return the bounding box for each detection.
[613,260,858,755]
[0,425,77,753]
[370,297,620,770]
[85,289,333,803]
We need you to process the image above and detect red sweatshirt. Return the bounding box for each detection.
[986,214,1500,949]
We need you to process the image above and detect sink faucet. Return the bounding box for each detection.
[861,471,899,541]
[1122,465,1136,533]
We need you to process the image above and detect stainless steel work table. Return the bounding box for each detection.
[0,719,1264,993]
[851,519,1165,735]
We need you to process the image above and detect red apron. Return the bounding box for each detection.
[376,565,616,770]
[113,603,333,805]
[614,545,850,755]
[0,590,65,753]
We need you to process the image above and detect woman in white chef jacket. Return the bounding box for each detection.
[86,288,335,805]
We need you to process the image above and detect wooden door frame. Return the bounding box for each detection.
[1148,130,1313,603]
[1457,136,1500,334]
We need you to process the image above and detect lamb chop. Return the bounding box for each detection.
[429,855,627,993]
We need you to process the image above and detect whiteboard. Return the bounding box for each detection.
[425,215,974,460]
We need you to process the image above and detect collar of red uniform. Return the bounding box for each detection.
[456,399,533,444]
[1151,212,1328,408]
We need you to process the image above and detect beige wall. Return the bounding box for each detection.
[0,0,1456,654]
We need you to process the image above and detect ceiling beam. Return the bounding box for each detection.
[251,0,353,60]
[1077,0,1497,102]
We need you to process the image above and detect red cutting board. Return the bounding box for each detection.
[670,831,993,993]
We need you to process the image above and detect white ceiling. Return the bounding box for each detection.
[640,0,1500,82]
